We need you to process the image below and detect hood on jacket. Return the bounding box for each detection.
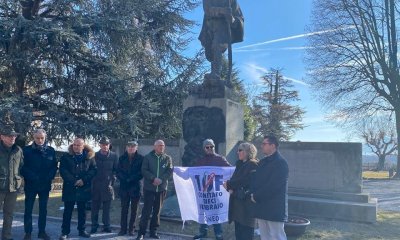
[67,144,95,159]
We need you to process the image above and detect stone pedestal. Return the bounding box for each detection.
[180,83,244,166]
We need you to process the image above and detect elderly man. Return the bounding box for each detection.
[59,138,97,240]
[136,140,173,240]
[22,129,58,240]
[90,137,118,234]
[250,135,289,240]
[116,140,143,236]
[193,138,231,240]
[0,126,23,240]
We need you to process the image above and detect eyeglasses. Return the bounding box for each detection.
[205,146,214,149]
[237,149,243,152]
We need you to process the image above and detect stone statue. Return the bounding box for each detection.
[199,0,244,85]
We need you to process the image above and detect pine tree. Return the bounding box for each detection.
[252,69,305,141]
[0,0,202,142]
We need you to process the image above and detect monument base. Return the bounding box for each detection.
[288,189,377,223]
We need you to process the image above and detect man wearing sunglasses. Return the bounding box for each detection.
[193,139,231,240]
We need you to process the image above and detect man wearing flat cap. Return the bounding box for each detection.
[0,126,23,240]
[116,140,143,236]
[90,137,118,234]
[193,138,231,240]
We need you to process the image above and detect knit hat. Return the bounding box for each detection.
[203,139,215,148]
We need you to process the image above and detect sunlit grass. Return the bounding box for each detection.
[363,171,389,179]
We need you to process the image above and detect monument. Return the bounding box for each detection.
[181,0,245,166]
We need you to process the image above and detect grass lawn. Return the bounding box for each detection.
[15,193,400,239]
[362,171,390,179]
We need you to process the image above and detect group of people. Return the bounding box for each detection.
[0,126,173,240]
[193,137,289,240]
[0,124,287,240]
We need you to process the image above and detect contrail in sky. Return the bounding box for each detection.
[235,27,354,50]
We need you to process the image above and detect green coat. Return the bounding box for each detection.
[0,142,24,192]
[141,150,173,192]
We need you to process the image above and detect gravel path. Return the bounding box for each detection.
[0,212,192,240]
[363,179,400,212]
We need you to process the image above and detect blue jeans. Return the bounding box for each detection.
[199,223,222,237]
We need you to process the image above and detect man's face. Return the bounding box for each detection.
[154,141,165,154]
[73,139,85,154]
[126,145,137,154]
[33,132,46,146]
[99,143,110,152]
[261,138,276,156]
[204,144,215,155]
[0,135,17,148]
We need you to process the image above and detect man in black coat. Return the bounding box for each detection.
[22,129,58,240]
[59,138,97,240]
[116,140,143,236]
[250,135,288,240]
[90,137,118,234]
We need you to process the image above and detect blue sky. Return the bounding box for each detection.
[185,0,354,142]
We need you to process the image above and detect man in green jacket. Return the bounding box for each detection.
[0,126,23,240]
[136,140,173,240]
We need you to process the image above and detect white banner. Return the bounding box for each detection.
[173,166,235,225]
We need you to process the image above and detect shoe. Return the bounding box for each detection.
[135,235,144,240]
[193,233,207,239]
[216,236,223,240]
[117,230,126,236]
[78,231,91,238]
[128,230,135,236]
[59,235,68,240]
[38,232,51,240]
[90,228,97,234]
[23,233,31,240]
[149,232,160,239]
[103,227,112,233]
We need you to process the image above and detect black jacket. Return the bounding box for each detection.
[59,145,97,202]
[227,159,258,227]
[116,151,143,197]
[250,151,288,222]
[21,143,58,192]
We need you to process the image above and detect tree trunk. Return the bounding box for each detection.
[376,155,385,171]
[394,110,400,178]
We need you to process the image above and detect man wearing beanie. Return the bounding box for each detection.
[193,138,231,240]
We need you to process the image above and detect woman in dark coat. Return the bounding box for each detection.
[116,141,143,236]
[224,142,258,240]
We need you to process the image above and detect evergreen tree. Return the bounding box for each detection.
[0,0,202,143]
[252,69,305,141]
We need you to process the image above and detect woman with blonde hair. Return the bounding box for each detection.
[223,142,258,240]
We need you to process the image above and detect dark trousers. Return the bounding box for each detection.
[234,221,254,240]
[24,190,50,234]
[61,201,87,235]
[91,200,111,229]
[0,191,17,239]
[138,190,166,235]
[120,195,140,232]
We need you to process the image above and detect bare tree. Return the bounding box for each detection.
[306,0,400,176]
[358,117,397,171]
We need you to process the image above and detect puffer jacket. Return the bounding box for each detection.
[59,144,97,202]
